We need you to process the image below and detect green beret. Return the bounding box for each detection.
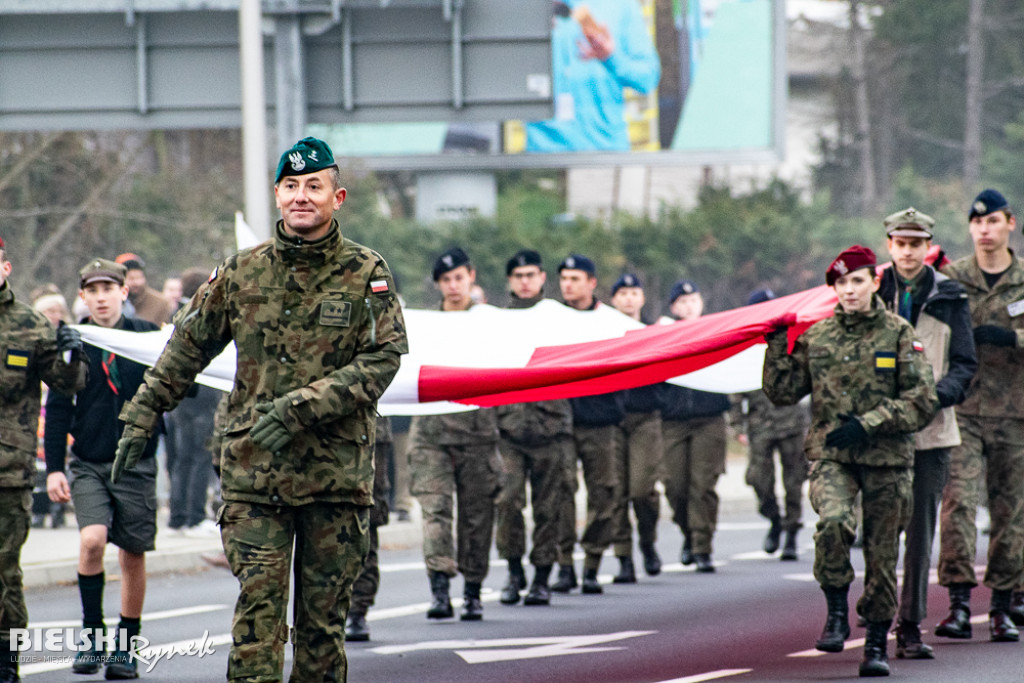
[80,258,127,287]
[884,207,934,239]
[275,136,338,183]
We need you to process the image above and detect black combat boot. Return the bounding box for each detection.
[640,543,662,576]
[0,651,19,683]
[694,553,715,573]
[680,537,694,566]
[763,516,782,554]
[894,618,933,659]
[935,583,972,639]
[780,528,799,561]
[500,557,527,605]
[859,620,891,677]
[426,572,454,619]
[815,585,851,653]
[613,556,637,584]
[550,564,577,593]
[461,581,484,621]
[581,568,603,594]
[990,588,1021,642]
[345,611,370,642]
[523,565,552,606]
[1010,591,1024,627]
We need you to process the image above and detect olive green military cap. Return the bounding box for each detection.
[79,257,127,287]
[884,207,934,239]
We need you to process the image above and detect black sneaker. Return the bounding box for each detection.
[72,646,105,675]
[104,649,139,680]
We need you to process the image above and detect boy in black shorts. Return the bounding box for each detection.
[45,258,161,680]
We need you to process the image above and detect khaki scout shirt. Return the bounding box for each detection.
[123,221,408,507]
[0,284,86,487]
[762,297,937,468]
[942,252,1024,419]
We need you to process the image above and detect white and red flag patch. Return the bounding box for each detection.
[371,280,389,294]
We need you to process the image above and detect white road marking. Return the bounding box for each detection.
[20,632,234,676]
[371,631,656,663]
[652,670,753,683]
[26,604,231,629]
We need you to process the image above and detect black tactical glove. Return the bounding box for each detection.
[251,397,294,453]
[973,325,1016,348]
[824,414,869,450]
[111,424,152,484]
[55,321,83,353]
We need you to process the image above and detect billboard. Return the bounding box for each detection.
[311,0,786,171]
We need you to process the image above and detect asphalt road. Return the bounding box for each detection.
[17,511,1020,682]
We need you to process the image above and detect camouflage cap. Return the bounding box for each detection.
[275,136,339,183]
[884,207,934,239]
[80,258,127,287]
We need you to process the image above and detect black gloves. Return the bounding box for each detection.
[973,325,1016,348]
[55,322,83,353]
[825,414,869,450]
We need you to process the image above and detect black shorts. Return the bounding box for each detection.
[69,458,158,554]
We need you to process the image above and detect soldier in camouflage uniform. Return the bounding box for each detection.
[495,250,574,606]
[734,289,809,561]
[763,245,937,678]
[0,237,86,683]
[112,137,408,683]
[608,273,664,581]
[937,189,1024,643]
[409,247,502,621]
[555,254,622,594]
[345,415,392,641]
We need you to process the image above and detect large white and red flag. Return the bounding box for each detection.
[73,286,837,415]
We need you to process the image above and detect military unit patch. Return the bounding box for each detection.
[5,350,29,369]
[875,351,896,372]
[319,301,352,327]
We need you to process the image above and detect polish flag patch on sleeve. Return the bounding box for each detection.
[371,279,389,294]
[912,340,924,352]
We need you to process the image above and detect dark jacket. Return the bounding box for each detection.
[659,384,730,422]
[45,315,160,472]
[878,266,977,410]
[565,298,626,427]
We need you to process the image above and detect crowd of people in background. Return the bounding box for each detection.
[2,133,1023,682]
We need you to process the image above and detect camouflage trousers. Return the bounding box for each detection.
[611,411,664,556]
[0,488,30,647]
[348,523,379,616]
[662,416,727,555]
[495,435,574,568]
[557,424,619,571]
[938,415,1024,591]
[219,500,369,683]
[808,460,912,622]
[408,442,502,582]
[745,432,808,531]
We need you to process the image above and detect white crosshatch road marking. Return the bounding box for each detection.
[372,631,656,663]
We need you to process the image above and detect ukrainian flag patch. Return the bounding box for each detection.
[874,351,896,373]
[5,350,29,369]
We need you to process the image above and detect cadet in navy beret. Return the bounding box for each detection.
[968,188,1010,220]
[432,247,471,282]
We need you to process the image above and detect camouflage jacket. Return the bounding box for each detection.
[496,293,573,446]
[0,284,86,487]
[731,390,808,442]
[942,252,1024,419]
[762,297,938,467]
[121,220,408,507]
